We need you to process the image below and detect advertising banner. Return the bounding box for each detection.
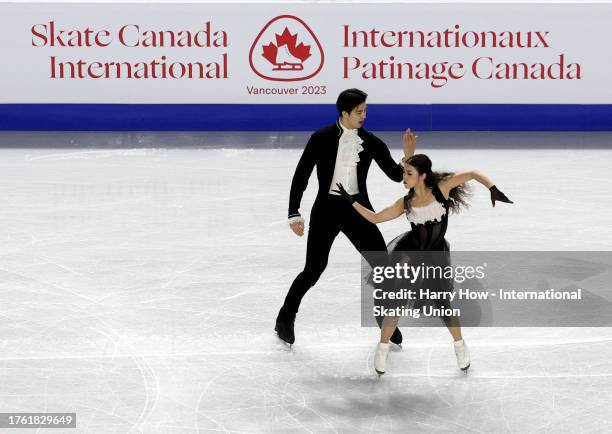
[1,2,611,130]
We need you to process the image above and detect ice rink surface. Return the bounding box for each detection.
[1,143,612,433]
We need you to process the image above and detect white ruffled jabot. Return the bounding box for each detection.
[340,127,364,166]
[329,122,363,195]
[406,200,446,225]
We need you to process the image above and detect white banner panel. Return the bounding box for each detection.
[0,2,611,103]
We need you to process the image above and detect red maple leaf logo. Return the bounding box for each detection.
[249,15,324,81]
[261,27,312,71]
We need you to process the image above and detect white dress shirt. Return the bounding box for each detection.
[329,120,364,195]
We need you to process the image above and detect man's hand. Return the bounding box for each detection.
[403,128,417,158]
[288,216,305,236]
[290,221,304,236]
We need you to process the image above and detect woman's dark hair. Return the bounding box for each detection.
[404,154,470,214]
[336,88,367,116]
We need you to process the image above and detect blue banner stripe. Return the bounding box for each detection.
[0,104,611,131]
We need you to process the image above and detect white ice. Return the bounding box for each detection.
[0,146,611,433]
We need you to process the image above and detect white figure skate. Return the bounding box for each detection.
[374,342,390,375]
[454,339,471,372]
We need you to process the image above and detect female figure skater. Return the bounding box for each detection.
[333,154,513,374]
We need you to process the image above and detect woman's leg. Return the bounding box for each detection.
[437,243,464,342]
[447,325,463,342]
[442,306,462,341]
[439,300,470,371]
[375,315,399,375]
[380,316,399,343]
[379,254,413,343]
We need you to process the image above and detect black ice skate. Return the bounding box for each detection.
[275,307,296,345]
[390,328,403,346]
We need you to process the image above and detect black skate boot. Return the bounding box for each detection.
[390,327,403,346]
[275,307,296,344]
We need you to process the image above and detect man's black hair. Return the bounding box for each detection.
[336,88,368,117]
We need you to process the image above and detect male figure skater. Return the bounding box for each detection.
[275,88,416,344]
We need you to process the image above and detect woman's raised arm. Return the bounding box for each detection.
[439,171,513,207]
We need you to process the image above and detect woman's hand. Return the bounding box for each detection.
[332,183,356,204]
[489,185,513,207]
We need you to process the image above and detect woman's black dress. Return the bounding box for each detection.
[386,184,458,326]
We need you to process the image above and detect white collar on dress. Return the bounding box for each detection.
[406,200,446,225]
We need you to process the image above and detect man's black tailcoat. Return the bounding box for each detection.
[289,120,403,218]
[282,120,403,314]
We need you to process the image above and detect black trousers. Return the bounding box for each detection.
[282,194,389,314]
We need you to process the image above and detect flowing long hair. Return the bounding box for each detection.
[404,154,470,214]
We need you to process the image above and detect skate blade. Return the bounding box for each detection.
[460,364,471,373]
[375,369,385,375]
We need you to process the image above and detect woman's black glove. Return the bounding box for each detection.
[489,185,513,207]
[332,183,356,204]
